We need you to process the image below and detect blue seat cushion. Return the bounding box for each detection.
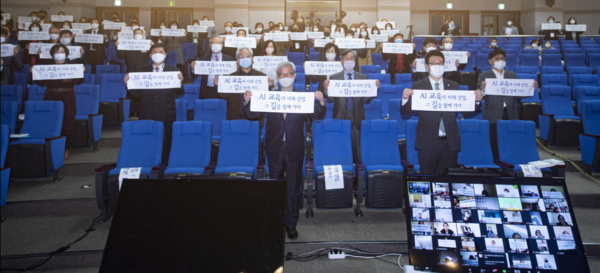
[212,135,221,141]
[108,167,153,177]
[10,138,47,145]
[398,134,406,139]
[215,166,255,176]
[164,167,204,175]
[365,165,404,173]
[553,116,580,120]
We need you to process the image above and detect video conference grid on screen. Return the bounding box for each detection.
[406,176,590,273]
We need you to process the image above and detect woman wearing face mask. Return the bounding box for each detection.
[440,18,460,36]
[151,22,167,44]
[524,39,541,50]
[61,21,73,30]
[382,33,417,84]
[36,44,84,160]
[541,16,560,41]
[186,19,202,45]
[312,43,340,92]
[116,28,154,73]
[38,30,85,64]
[161,21,187,68]
[257,24,292,57]
[289,23,306,53]
[20,22,44,67]
[1,25,18,46]
[79,17,88,23]
[565,17,583,43]
[384,23,393,32]
[502,20,519,35]
[254,23,264,35]
[1,28,23,85]
[254,40,280,89]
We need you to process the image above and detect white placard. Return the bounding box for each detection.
[331,33,345,39]
[456,188,474,196]
[444,58,458,72]
[150,29,161,37]
[18,22,31,30]
[507,216,521,223]
[51,15,73,22]
[74,34,104,44]
[264,32,289,42]
[219,34,236,39]
[323,164,344,190]
[193,61,238,75]
[380,30,399,37]
[32,64,84,80]
[485,79,535,97]
[38,44,54,59]
[304,61,343,75]
[541,23,562,30]
[224,37,257,48]
[442,51,468,64]
[412,224,433,233]
[250,91,314,114]
[565,24,586,32]
[411,90,475,112]
[252,56,288,69]
[117,30,134,40]
[39,46,82,60]
[117,39,152,51]
[64,28,83,36]
[314,39,332,48]
[102,22,126,30]
[486,244,504,253]
[482,217,502,224]
[187,25,208,33]
[375,22,396,29]
[1,44,16,57]
[291,32,308,41]
[127,72,181,90]
[18,31,50,41]
[41,24,53,32]
[232,27,249,34]
[335,38,365,49]
[556,240,576,250]
[542,191,564,199]
[370,34,389,42]
[556,233,574,241]
[438,239,457,248]
[248,34,262,40]
[435,200,451,208]
[382,43,413,54]
[218,76,269,93]
[327,80,378,97]
[72,23,92,30]
[118,167,141,189]
[308,32,324,39]
[462,240,475,248]
[366,40,376,49]
[2,14,11,20]
[17,16,32,23]
[160,29,186,37]
[199,21,215,27]
[414,58,427,72]
[519,164,543,177]
[510,240,528,250]
[460,199,477,208]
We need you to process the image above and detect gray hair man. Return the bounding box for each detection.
[190,35,234,100]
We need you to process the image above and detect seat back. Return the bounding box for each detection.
[166,51,177,67]
[496,120,539,164]
[0,85,23,112]
[217,120,259,169]
[95,65,120,87]
[182,85,201,110]
[0,101,18,134]
[377,85,400,117]
[100,74,127,102]
[457,120,494,166]
[542,54,562,67]
[74,84,101,118]
[117,120,164,169]
[294,72,306,85]
[581,100,600,135]
[476,54,488,71]
[361,65,381,74]
[369,73,391,85]
[168,121,212,168]
[20,101,64,139]
[1,124,8,168]
[308,52,319,61]
[27,85,47,101]
[514,66,539,74]
[541,74,567,87]
[395,73,412,85]
[565,53,586,68]
[540,66,564,75]
[288,52,305,66]
[360,120,401,166]
[313,119,353,167]
[405,120,420,167]
[193,99,227,139]
[363,99,382,120]
[541,86,574,116]
[295,65,304,73]
[83,73,96,85]
[388,99,418,139]
[370,53,388,72]
[519,54,540,67]
[575,86,600,115]
[571,74,600,92]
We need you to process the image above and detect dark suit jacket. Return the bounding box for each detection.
[192,52,235,97]
[441,49,466,83]
[127,64,184,123]
[383,50,416,73]
[217,68,267,127]
[476,69,520,123]
[82,29,109,63]
[244,87,326,161]
[325,70,376,130]
[400,78,480,151]
[117,46,151,73]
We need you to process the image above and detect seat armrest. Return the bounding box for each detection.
[305,160,314,218]
[119,98,130,124]
[551,164,566,178]
[88,114,103,143]
[152,163,167,179]
[45,136,67,172]
[95,163,117,174]
[356,161,365,205]
[401,160,414,174]
[495,160,515,177]
[257,162,265,179]
[456,162,465,168]
[204,162,216,176]
[94,163,116,210]
[580,133,600,139]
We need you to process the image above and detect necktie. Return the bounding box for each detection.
[155,66,159,72]
[90,30,95,50]
[396,53,404,71]
[215,55,219,61]
[347,73,353,111]
[436,82,445,135]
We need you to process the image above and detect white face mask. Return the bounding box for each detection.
[507,22,512,26]
[386,27,391,30]
[444,43,453,50]
[211,43,222,53]
[426,46,436,53]
[313,28,318,32]
[279,77,294,88]
[265,47,274,54]
[60,37,71,45]
[351,28,356,32]
[134,34,143,40]
[31,17,38,21]
[361,32,367,36]
[49,34,59,40]
[548,20,554,23]
[256,27,262,32]
[160,26,166,29]
[491,42,497,47]
[428,65,445,78]
[0,37,5,43]
[31,27,40,32]
[171,25,177,30]
[545,43,551,48]
[331,25,336,30]
[339,29,344,34]
[54,53,66,61]
[92,23,99,29]
[570,20,575,24]
[225,27,232,32]
[493,60,506,70]
[193,24,199,27]
[343,60,355,71]
[532,43,538,48]
[326,53,336,61]
[373,31,379,35]
[151,53,166,63]
[63,26,70,29]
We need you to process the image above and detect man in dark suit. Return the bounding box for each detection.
[477,48,538,160]
[382,33,416,84]
[323,49,381,162]
[243,61,326,240]
[124,44,184,164]
[439,37,470,83]
[191,36,235,99]
[401,50,483,175]
[81,18,108,74]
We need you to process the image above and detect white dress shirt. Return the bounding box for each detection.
[153,63,165,72]
[402,76,445,136]
[207,52,223,87]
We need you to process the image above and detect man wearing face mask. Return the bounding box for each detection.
[440,18,460,36]
[37,10,50,24]
[382,33,416,84]
[439,37,469,83]
[37,30,85,65]
[488,38,500,49]
[220,21,234,36]
[124,44,184,164]
[191,36,235,99]
[82,18,109,74]
[411,38,438,82]
[401,50,483,175]
[476,48,538,160]
[541,16,560,41]
[502,20,519,35]
[323,49,381,162]
[1,26,18,46]
[117,28,154,117]
[0,28,23,85]
[242,61,326,239]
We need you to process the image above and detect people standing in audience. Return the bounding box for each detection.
[411,37,438,81]
[39,30,85,64]
[45,26,61,44]
[476,48,538,160]
[357,27,373,70]
[61,21,73,30]
[382,33,416,84]
[124,44,184,164]
[79,17,88,23]
[191,36,234,99]
[20,22,43,66]
[322,49,380,162]
[220,21,233,35]
[242,61,326,240]
[259,25,291,56]
[0,29,23,85]
[308,42,338,92]
[162,21,187,69]
[565,17,583,43]
[441,18,460,36]
[541,16,560,41]
[439,37,470,83]
[254,40,279,90]
[37,10,50,24]
[401,50,483,175]
[82,18,109,74]
[152,22,167,44]
[36,44,84,160]
[289,24,306,53]
[1,25,18,45]
[502,19,519,35]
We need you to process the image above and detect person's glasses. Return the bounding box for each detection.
[428,62,444,66]
[278,72,295,78]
